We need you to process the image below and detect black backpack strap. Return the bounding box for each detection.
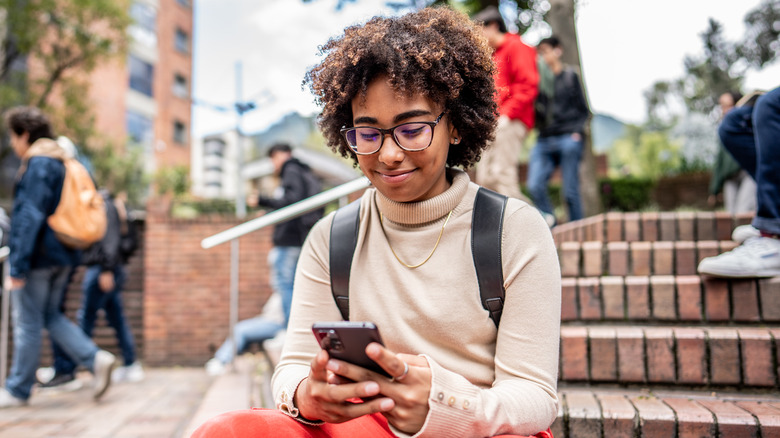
[472,188,508,327]
[329,199,362,320]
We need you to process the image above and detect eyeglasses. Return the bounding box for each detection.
[340,112,445,155]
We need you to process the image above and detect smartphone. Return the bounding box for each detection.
[312,321,390,377]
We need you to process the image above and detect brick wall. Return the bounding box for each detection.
[143,210,273,366]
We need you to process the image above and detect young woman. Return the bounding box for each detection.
[193,7,560,437]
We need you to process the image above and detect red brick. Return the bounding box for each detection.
[676,276,703,321]
[630,242,652,276]
[759,277,780,322]
[560,326,589,381]
[617,327,645,382]
[631,395,677,437]
[561,278,578,321]
[564,391,603,438]
[645,327,676,383]
[650,275,677,320]
[560,241,581,278]
[589,327,617,381]
[703,278,730,322]
[674,241,697,275]
[582,241,603,277]
[663,397,717,438]
[626,276,650,320]
[698,400,759,437]
[732,280,760,322]
[659,212,677,241]
[578,277,602,320]
[714,211,735,241]
[606,212,623,242]
[695,212,716,241]
[598,394,636,438]
[734,401,780,437]
[696,240,721,263]
[708,328,741,385]
[641,212,659,241]
[739,328,775,387]
[623,212,641,242]
[652,241,674,275]
[607,241,629,277]
[601,276,625,320]
[674,328,707,384]
[677,211,696,241]
[720,240,740,253]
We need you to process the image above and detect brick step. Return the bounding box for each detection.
[551,386,780,438]
[561,275,780,323]
[552,211,753,244]
[559,325,780,389]
[558,240,743,277]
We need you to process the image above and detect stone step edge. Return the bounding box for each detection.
[560,275,780,323]
[558,325,780,388]
[551,386,780,438]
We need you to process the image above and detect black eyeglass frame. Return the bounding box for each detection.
[340,112,446,155]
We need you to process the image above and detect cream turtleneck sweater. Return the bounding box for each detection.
[273,169,561,437]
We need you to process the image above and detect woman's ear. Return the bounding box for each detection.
[448,123,460,145]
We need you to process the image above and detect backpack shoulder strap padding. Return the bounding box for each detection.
[329,199,362,320]
[472,187,508,327]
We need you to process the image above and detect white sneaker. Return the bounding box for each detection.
[698,236,780,278]
[92,350,117,400]
[113,361,145,383]
[0,388,27,408]
[205,358,226,376]
[732,225,761,243]
[36,366,55,384]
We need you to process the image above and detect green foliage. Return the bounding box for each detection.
[154,165,191,199]
[599,177,655,212]
[609,126,682,180]
[84,142,147,207]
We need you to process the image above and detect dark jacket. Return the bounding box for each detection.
[10,155,79,278]
[257,158,321,247]
[538,68,591,138]
[81,191,137,270]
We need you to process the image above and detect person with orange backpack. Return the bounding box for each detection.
[1,106,116,408]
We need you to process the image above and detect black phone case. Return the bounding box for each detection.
[311,321,390,377]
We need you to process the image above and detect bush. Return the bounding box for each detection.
[600,177,655,212]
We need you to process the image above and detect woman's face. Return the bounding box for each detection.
[350,76,457,203]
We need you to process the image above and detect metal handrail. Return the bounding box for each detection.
[202,176,370,248]
[1,246,10,387]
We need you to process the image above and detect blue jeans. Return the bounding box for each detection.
[54,265,137,374]
[214,317,284,364]
[5,266,99,400]
[269,246,301,325]
[719,86,780,235]
[527,133,584,221]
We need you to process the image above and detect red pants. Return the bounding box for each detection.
[191,408,553,437]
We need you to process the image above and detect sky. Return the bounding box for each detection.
[191,0,780,138]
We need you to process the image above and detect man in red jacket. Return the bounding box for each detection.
[473,6,538,202]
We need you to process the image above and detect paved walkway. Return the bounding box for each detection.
[0,355,268,438]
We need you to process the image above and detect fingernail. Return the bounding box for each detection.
[380,399,394,410]
[365,382,379,394]
[326,360,338,372]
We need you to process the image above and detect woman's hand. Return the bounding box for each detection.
[294,349,394,423]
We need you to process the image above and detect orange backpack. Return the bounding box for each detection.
[22,139,107,249]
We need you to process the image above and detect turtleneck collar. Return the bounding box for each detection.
[374,168,470,225]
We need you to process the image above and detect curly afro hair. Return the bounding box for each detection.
[304,6,498,169]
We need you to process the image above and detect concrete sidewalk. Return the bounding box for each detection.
[0,356,266,438]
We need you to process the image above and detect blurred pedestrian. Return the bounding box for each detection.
[1,106,116,408]
[698,85,780,277]
[708,90,756,215]
[526,36,590,224]
[257,143,323,325]
[473,6,538,203]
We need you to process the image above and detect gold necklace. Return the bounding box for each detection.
[380,210,453,269]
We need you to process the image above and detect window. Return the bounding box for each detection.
[175,28,189,53]
[176,0,191,7]
[126,111,153,146]
[173,120,187,144]
[129,55,154,96]
[173,73,188,98]
[129,2,157,46]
